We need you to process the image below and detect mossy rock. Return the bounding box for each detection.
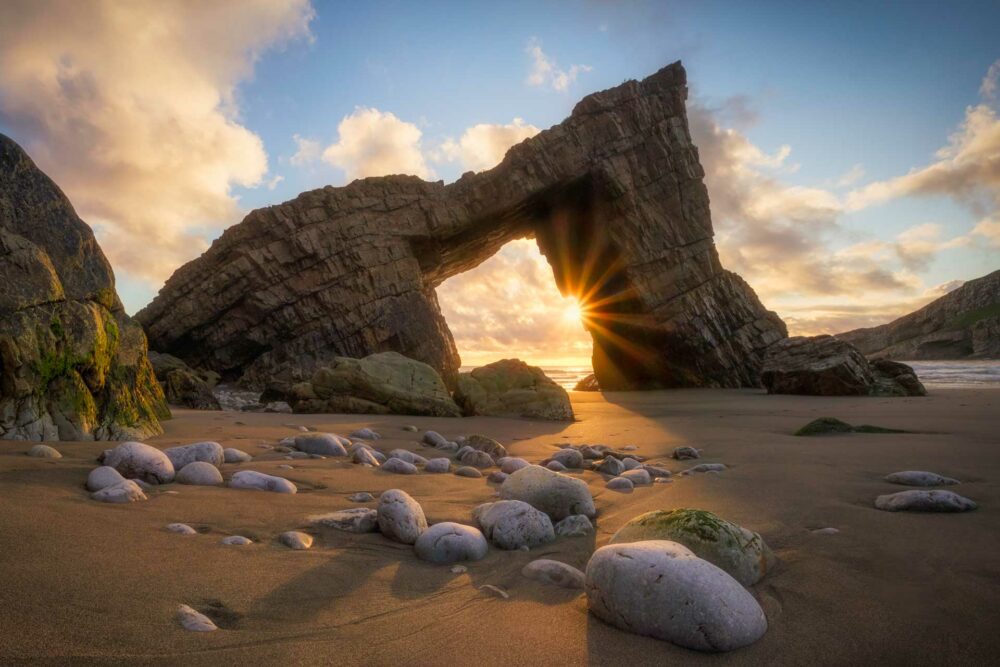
[609,508,775,586]
[795,417,906,436]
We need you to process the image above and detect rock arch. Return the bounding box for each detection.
[137,62,786,392]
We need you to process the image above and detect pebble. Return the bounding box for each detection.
[223,448,252,463]
[424,457,451,473]
[422,431,448,447]
[351,428,381,440]
[522,559,585,589]
[682,463,726,474]
[164,442,224,470]
[414,522,489,564]
[622,445,638,451]
[293,433,349,456]
[349,492,375,502]
[487,471,508,484]
[473,500,555,550]
[812,527,839,535]
[311,508,379,533]
[554,514,594,537]
[672,446,700,460]
[450,565,468,574]
[403,425,418,432]
[875,490,977,512]
[86,466,126,492]
[545,460,567,472]
[478,585,510,599]
[455,466,483,478]
[621,468,652,485]
[277,464,294,470]
[465,434,507,460]
[176,461,224,486]
[460,450,495,469]
[884,471,960,487]
[377,489,427,544]
[643,465,672,479]
[221,535,252,545]
[279,531,313,550]
[27,444,62,459]
[622,457,642,471]
[90,480,147,503]
[500,457,531,474]
[167,523,197,535]
[176,604,217,632]
[606,477,634,492]
[596,456,625,476]
[353,447,381,466]
[102,441,175,484]
[229,470,297,494]
[381,458,418,475]
[286,451,309,459]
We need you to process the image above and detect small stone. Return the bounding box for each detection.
[579,446,603,459]
[478,584,510,599]
[90,480,147,504]
[388,449,426,465]
[437,441,459,452]
[351,428,381,440]
[353,447,381,466]
[621,468,652,485]
[377,489,427,544]
[425,458,451,473]
[884,471,960,487]
[500,457,530,474]
[27,444,61,459]
[286,451,309,459]
[596,456,625,476]
[311,508,379,533]
[812,527,839,535]
[277,464,294,470]
[229,470,297,494]
[167,523,197,535]
[621,457,642,471]
[293,433,349,456]
[672,446,700,460]
[554,514,594,537]
[414,522,489,564]
[455,466,483,478]
[86,466,126,492]
[222,535,252,545]
[606,477,634,492]
[223,448,252,463]
[422,431,448,447]
[403,425,418,432]
[450,565,468,574]
[875,490,977,512]
[132,479,154,491]
[622,445,638,451]
[643,465,672,479]
[455,445,474,460]
[349,492,375,502]
[164,442,224,470]
[500,465,596,520]
[473,500,555,550]
[177,604,217,632]
[465,434,507,460]
[487,471,508,484]
[381,458,418,475]
[683,463,726,474]
[102,441,175,484]
[546,460,567,472]
[280,531,313,549]
[176,461,224,486]
[460,449,494,469]
[522,559,585,589]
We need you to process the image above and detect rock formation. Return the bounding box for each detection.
[138,62,786,392]
[0,134,169,440]
[148,352,220,410]
[573,373,600,391]
[838,270,999,359]
[454,359,574,420]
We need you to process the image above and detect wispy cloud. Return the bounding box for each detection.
[525,38,592,92]
[430,118,540,172]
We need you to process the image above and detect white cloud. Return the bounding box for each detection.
[290,134,322,166]
[525,39,592,92]
[321,107,431,181]
[433,118,540,172]
[971,214,1000,247]
[0,0,314,287]
[265,174,285,190]
[981,59,1000,100]
[835,163,866,188]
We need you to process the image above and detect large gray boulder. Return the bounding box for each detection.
[292,433,349,456]
[377,489,427,544]
[175,461,224,486]
[229,470,296,494]
[500,465,595,520]
[472,500,555,550]
[163,441,224,469]
[413,522,489,563]
[454,359,574,421]
[585,541,768,652]
[875,490,977,512]
[101,441,175,484]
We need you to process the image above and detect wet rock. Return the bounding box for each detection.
[86,465,126,491]
[875,490,977,512]
[500,465,596,520]
[311,508,378,533]
[884,471,960,487]
[176,461,224,486]
[459,449,495,469]
[229,470,297,494]
[414,522,489,564]
[349,492,375,503]
[554,514,594,537]
[166,523,197,535]
[351,428,380,440]
[222,535,252,545]
[163,441,224,470]
[90,479,146,503]
[377,489,427,544]
[550,448,584,469]
[606,477,634,492]
[102,442,175,484]
[621,468,652,485]
[424,457,451,473]
[487,471,508,484]
[177,604,217,632]
[27,444,61,459]
[522,559,585,589]
[500,457,530,474]
[672,446,700,460]
[455,466,483,478]
[473,500,555,550]
[279,531,313,550]
[292,433,349,456]
[610,508,775,586]
[352,447,381,467]
[585,541,768,652]
[381,458,418,475]
[223,448,252,463]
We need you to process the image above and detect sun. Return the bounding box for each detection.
[561,301,584,324]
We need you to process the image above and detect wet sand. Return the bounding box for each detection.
[1,388,998,665]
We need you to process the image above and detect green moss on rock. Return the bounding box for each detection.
[795,417,907,436]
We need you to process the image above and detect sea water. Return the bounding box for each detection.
[905,360,1000,386]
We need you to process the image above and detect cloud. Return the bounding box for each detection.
[265,174,285,190]
[432,118,540,172]
[0,0,314,288]
[321,107,431,181]
[525,39,592,92]
[970,214,1000,247]
[981,59,1000,100]
[290,134,322,166]
[835,163,866,188]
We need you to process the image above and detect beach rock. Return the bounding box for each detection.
[812,527,840,535]
[596,456,625,476]
[351,428,381,440]
[222,535,252,545]
[86,465,126,491]
[610,508,775,586]
[312,508,378,533]
[414,522,489,564]
[425,457,451,473]
[158,362,221,410]
[102,441,175,484]
[450,565,467,574]
[455,466,482,478]
[229,470,297,494]
[352,447,381,467]
[166,523,197,535]
[683,463,726,474]
[621,468,652,485]
[422,431,448,447]
[292,433,348,457]
[554,514,594,537]
[403,425,418,432]
[478,585,510,600]
[672,446,700,460]
[176,461,224,486]
[473,500,556,550]
[794,417,904,436]
[176,604,217,632]
[574,373,600,391]
[606,477,634,492]
[546,460,567,472]
[455,359,574,421]
[388,449,426,465]
[885,471,960,487]
[163,441,224,470]
[501,457,531,474]
[579,446,603,460]
[585,541,768,652]
[381,458,418,475]
[279,531,313,550]
[27,444,61,458]
[377,489,427,544]
[550,448,584,468]
[223,448,252,463]
[874,490,977,512]
[454,445,473,460]
[622,457,642,471]
[643,465,672,479]
[90,480,147,503]
[487,471,508,484]
[522,559,585,589]
[349,492,375,503]
[465,434,507,459]
[459,449,494,469]
[501,465,596,520]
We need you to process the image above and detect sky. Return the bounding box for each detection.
[0,0,998,367]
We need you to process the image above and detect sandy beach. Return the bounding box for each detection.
[1,387,998,665]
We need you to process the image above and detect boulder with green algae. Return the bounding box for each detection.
[0,133,168,441]
[795,417,906,436]
[609,508,775,586]
[148,351,220,410]
[454,359,574,421]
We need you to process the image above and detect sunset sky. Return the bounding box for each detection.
[1,1,998,367]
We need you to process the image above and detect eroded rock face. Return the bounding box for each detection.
[137,62,785,392]
[0,134,169,441]
[455,359,574,421]
[148,352,220,410]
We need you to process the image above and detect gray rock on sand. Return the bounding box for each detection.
[351,428,381,440]
[473,500,555,550]
[86,466,126,491]
[812,527,839,535]
[292,433,349,456]
[223,448,252,463]
[414,522,489,564]
[222,535,252,545]
[875,490,977,512]
[455,445,474,460]
[388,449,426,465]
[554,514,594,537]
[177,604,217,632]
[500,457,530,474]
[422,431,448,447]
[550,448,584,469]
[522,559,585,589]
[672,446,700,460]
[176,461,224,486]
[585,541,768,652]
[381,458,418,475]
[487,471,508,484]
[465,434,507,460]
[352,447,381,467]
[596,456,625,476]
[622,457,642,471]
[312,508,379,533]
[610,508,776,587]
[500,465,596,520]
[377,489,427,544]
[90,480,147,503]
[167,523,197,535]
[546,460,567,472]
[163,441,224,470]
[644,465,672,479]
[683,463,726,474]
[884,471,960,487]
[460,449,495,469]
[621,468,652,485]
[102,441,175,484]
[606,477,634,492]
[280,531,313,550]
[455,466,483,478]
[229,470,297,494]
[403,425,418,432]
[27,444,61,458]
[425,458,451,473]
[349,492,375,503]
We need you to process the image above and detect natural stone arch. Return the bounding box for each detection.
[137,62,786,392]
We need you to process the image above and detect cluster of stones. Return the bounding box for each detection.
[876,469,976,512]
